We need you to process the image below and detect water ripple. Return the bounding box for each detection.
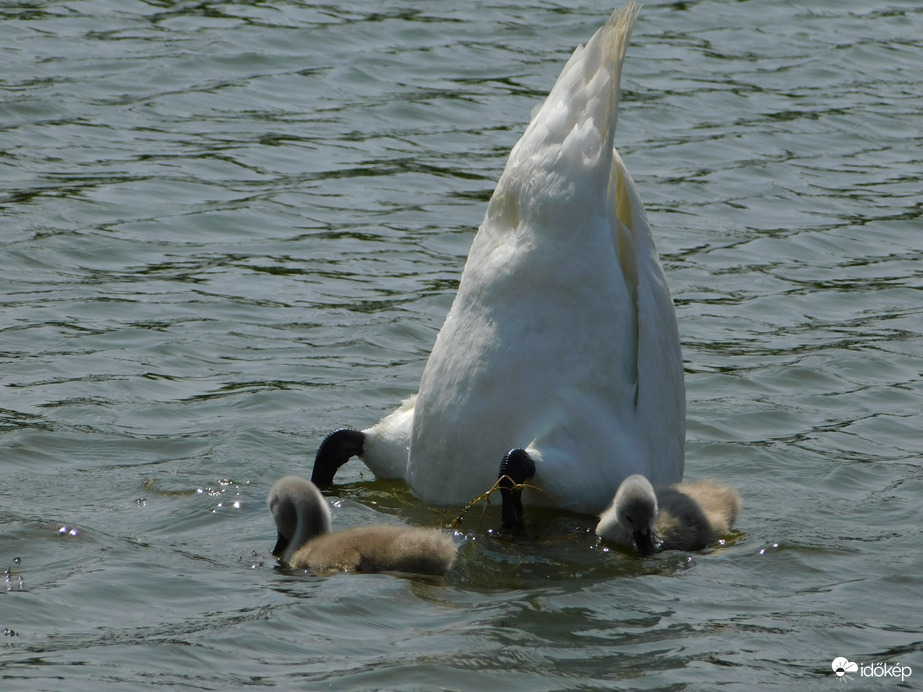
[2,0,922,689]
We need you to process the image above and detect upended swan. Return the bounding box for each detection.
[268,475,457,574]
[595,474,741,554]
[311,2,684,518]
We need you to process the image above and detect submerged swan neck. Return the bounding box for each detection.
[498,449,536,531]
[311,428,365,489]
[268,476,332,562]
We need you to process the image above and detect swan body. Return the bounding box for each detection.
[268,475,456,575]
[313,2,684,515]
[596,474,741,554]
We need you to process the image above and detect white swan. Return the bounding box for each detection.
[312,2,684,516]
[595,474,741,554]
[268,475,457,574]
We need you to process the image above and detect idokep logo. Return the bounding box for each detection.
[831,657,912,683]
[832,658,859,681]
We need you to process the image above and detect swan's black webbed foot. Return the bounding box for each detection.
[310,428,365,489]
[497,448,536,532]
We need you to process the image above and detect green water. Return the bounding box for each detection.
[2,1,921,689]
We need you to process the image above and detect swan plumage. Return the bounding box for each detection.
[596,474,741,554]
[313,2,684,516]
[268,475,456,574]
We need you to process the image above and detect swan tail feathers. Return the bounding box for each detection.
[509,2,639,182]
[600,1,641,160]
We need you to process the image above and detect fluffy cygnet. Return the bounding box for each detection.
[268,475,457,575]
[596,474,741,555]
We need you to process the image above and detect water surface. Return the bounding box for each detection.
[2,1,922,689]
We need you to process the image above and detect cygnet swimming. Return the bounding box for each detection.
[268,475,457,575]
[311,2,684,520]
[595,474,741,555]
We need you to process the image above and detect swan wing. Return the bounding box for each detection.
[611,150,685,487]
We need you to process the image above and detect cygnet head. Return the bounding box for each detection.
[598,474,660,555]
[268,475,332,563]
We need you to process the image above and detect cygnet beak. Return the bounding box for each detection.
[272,531,289,559]
[633,529,657,556]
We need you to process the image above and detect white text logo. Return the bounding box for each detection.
[832,658,912,683]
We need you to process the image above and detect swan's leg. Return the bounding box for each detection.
[310,428,365,488]
[498,448,536,531]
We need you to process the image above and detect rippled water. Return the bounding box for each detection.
[2,1,922,689]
